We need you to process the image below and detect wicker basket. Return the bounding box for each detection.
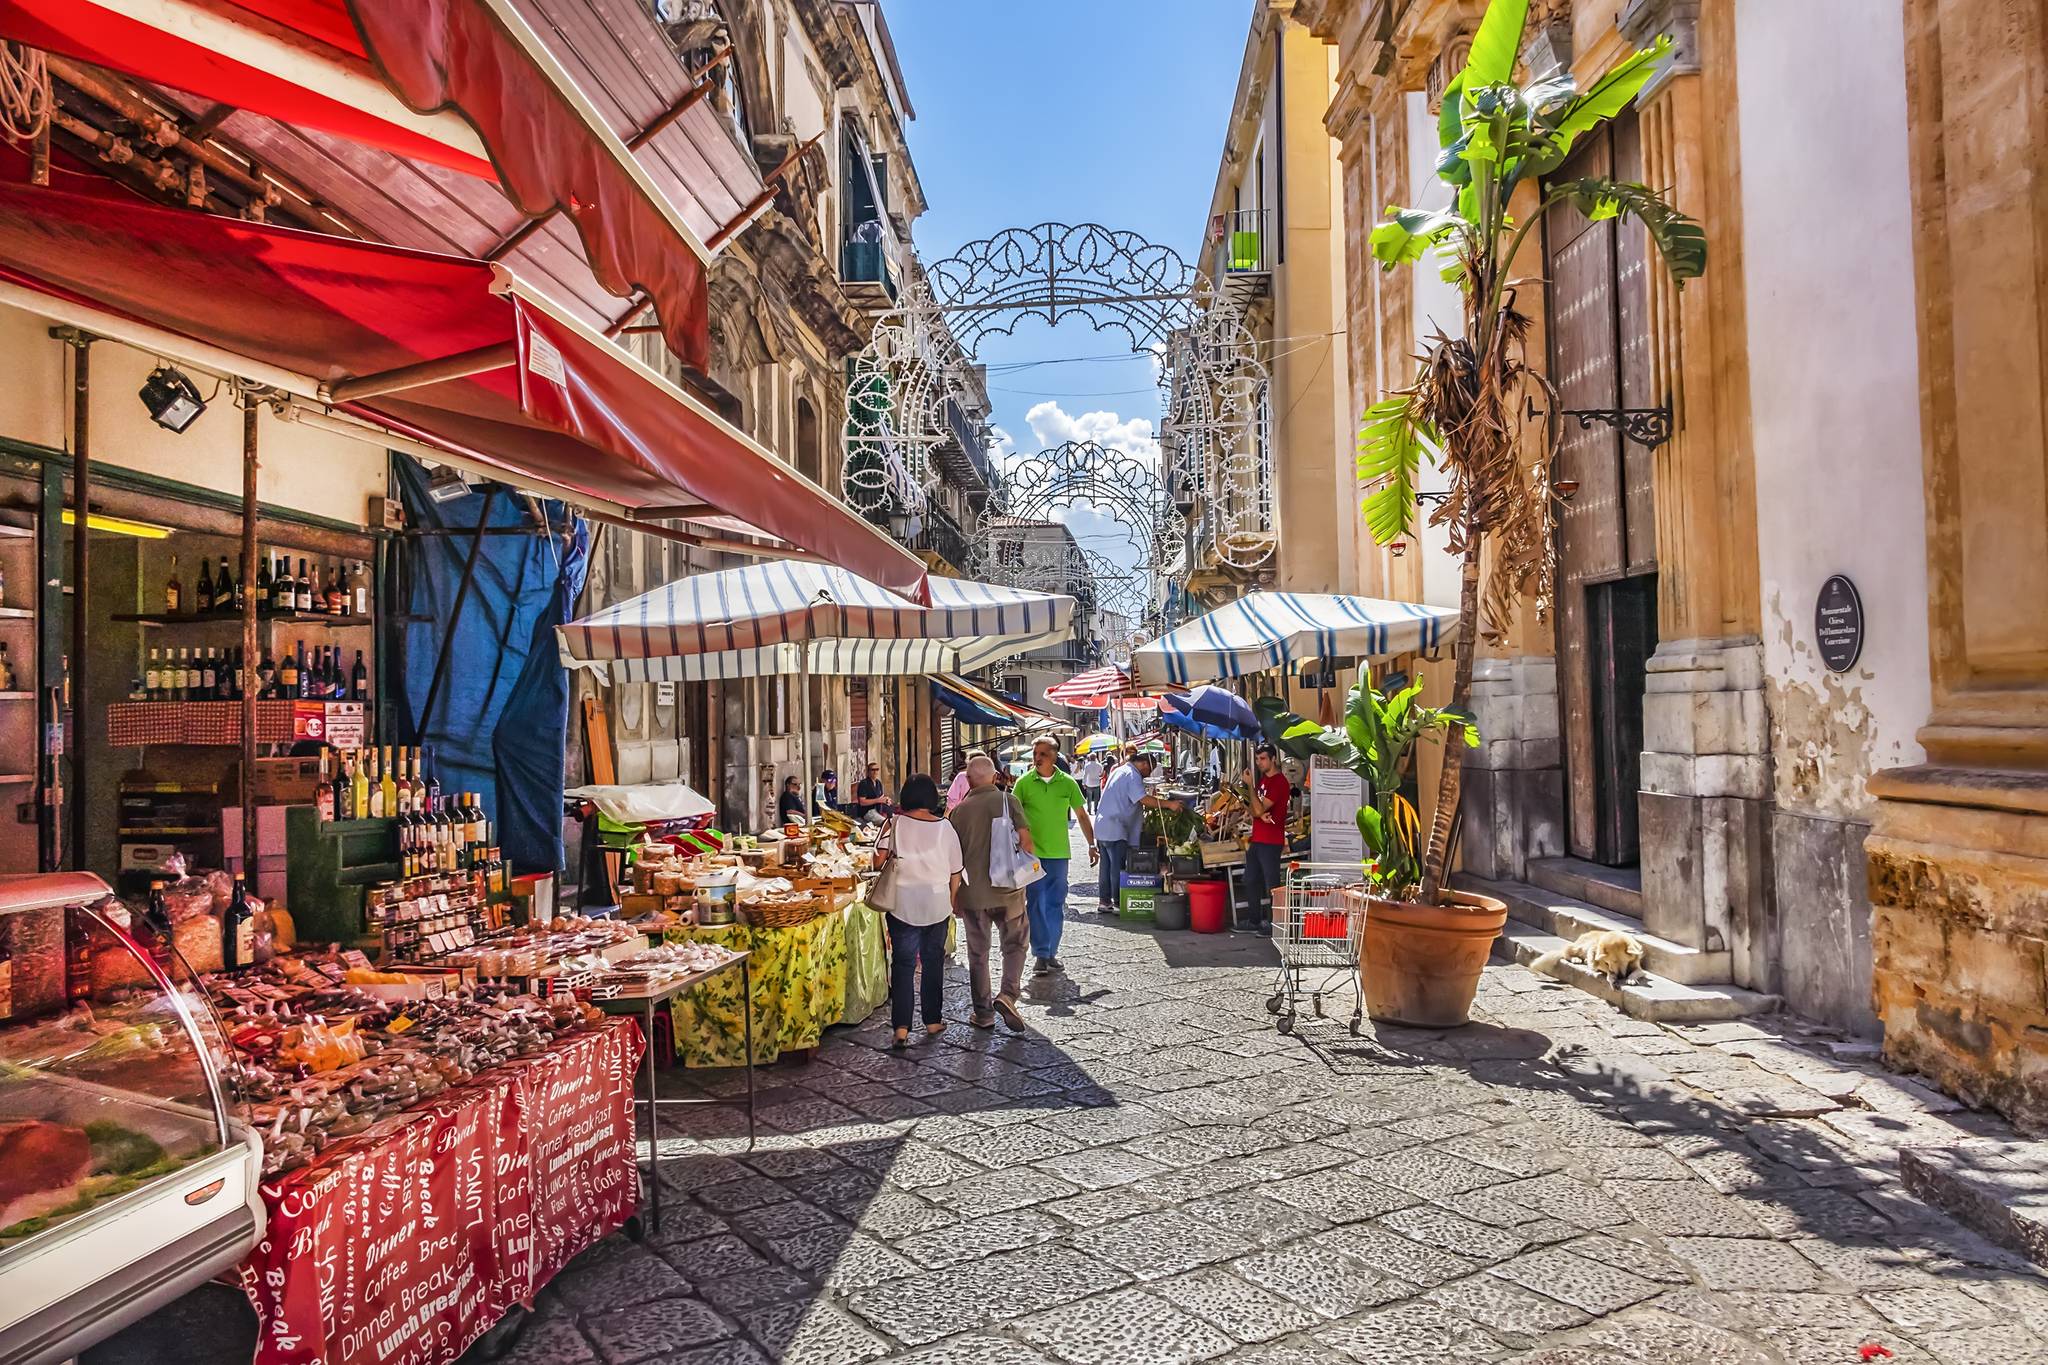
[738,898,827,930]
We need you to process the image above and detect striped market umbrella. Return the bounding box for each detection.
[1043,665,1138,709]
[1131,592,1460,686]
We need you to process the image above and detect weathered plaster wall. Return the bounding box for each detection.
[1736,0,1926,1032]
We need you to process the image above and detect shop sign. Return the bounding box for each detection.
[1815,575,1864,673]
[1309,755,1365,865]
[292,701,366,747]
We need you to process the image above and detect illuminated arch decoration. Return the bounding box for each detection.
[842,222,1275,581]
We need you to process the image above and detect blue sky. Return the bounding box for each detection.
[883,1,1254,575]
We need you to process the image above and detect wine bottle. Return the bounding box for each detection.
[194,557,214,613]
[271,555,293,612]
[144,647,161,701]
[200,647,217,697]
[215,556,233,613]
[325,564,347,615]
[255,554,273,609]
[350,649,369,703]
[278,644,299,698]
[295,558,313,612]
[315,750,336,822]
[351,748,370,820]
[234,555,248,613]
[165,553,182,615]
[223,876,254,971]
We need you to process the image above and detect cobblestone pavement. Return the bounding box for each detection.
[487,894,2048,1365]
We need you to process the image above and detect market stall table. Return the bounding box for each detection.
[588,951,754,1235]
[238,1017,644,1365]
[662,901,885,1066]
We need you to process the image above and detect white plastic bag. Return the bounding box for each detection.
[988,808,1045,890]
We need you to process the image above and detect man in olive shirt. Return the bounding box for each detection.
[947,755,1034,1030]
[1013,737,1095,975]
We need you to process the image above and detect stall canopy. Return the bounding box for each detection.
[0,0,753,369]
[1132,592,1461,686]
[557,562,1076,682]
[0,183,927,600]
[930,673,1056,731]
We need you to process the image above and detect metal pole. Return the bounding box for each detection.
[59,329,91,871]
[241,396,260,874]
[798,647,813,827]
[415,485,501,742]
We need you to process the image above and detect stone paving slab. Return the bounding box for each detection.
[475,889,2048,1365]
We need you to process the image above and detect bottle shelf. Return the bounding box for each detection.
[107,699,368,747]
[0,606,32,619]
[111,610,371,629]
[0,773,32,784]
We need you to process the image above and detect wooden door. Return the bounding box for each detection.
[1544,112,1656,865]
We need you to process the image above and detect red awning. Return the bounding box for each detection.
[0,183,926,600]
[0,0,722,370]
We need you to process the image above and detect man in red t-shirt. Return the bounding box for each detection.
[1239,743,1290,933]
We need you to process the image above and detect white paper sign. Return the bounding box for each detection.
[655,679,677,708]
[1309,756,1365,866]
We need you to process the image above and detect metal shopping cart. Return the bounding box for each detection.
[1264,861,1365,1035]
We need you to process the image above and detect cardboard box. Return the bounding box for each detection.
[1118,872,1162,893]
[251,757,325,805]
[1118,887,1157,921]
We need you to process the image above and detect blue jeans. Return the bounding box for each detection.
[1026,857,1071,959]
[1097,838,1129,909]
[885,915,948,1030]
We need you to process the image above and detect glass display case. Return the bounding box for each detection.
[0,872,264,1365]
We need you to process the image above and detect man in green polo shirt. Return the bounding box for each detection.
[1014,736,1096,975]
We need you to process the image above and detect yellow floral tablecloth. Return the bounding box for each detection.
[665,904,890,1066]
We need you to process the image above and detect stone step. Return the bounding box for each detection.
[1526,855,1645,920]
[1901,1143,2048,1269]
[1494,920,1782,1024]
[1463,874,1730,985]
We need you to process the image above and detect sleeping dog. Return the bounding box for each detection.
[1530,929,1647,986]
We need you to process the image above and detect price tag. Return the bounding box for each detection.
[291,701,326,742]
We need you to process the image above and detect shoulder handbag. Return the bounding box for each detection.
[866,816,903,915]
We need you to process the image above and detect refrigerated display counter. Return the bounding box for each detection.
[0,873,264,1365]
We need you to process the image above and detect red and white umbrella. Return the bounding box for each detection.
[1043,665,1137,709]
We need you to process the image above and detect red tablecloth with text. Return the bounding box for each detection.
[238,1018,644,1365]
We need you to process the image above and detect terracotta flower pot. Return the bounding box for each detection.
[1344,887,1507,1028]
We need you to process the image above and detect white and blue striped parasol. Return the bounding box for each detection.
[1130,592,1460,687]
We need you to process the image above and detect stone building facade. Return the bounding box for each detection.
[1293,0,2048,1133]
[578,0,934,832]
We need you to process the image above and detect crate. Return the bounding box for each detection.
[1118,887,1157,922]
[1199,839,1245,868]
[1124,847,1161,877]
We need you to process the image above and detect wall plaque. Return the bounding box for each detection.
[1815,575,1864,673]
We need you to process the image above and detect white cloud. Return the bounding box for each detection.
[1022,401,1161,469]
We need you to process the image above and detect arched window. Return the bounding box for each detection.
[796,396,822,487]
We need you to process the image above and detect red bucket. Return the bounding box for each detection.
[1188,879,1228,934]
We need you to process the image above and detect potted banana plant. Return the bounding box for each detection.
[1343,0,1705,1019]
[1258,680,1499,1026]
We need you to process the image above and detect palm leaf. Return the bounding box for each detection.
[1355,394,1431,544]
[1370,206,1462,268]
[1530,37,1671,172]
[1462,0,1530,90]
[1551,177,1707,286]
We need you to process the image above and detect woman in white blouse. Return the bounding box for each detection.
[881,773,963,1048]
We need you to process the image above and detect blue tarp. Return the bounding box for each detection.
[395,458,588,874]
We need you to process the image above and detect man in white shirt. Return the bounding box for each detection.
[1094,751,1184,915]
[1078,753,1106,812]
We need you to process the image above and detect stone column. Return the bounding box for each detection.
[1616,0,1771,969]
[1869,0,2048,1131]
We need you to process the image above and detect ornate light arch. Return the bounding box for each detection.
[843,221,1277,604]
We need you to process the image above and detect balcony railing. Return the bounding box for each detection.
[905,504,974,573]
[1215,207,1269,277]
[841,218,897,303]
